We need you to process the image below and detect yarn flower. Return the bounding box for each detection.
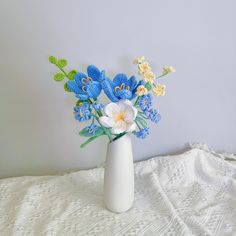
[143,71,156,84]
[49,55,175,147]
[74,102,91,122]
[136,128,150,139]
[100,72,143,102]
[92,101,104,111]
[162,65,176,75]
[136,85,148,96]
[152,84,166,97]
[67,65,102,100]
[138,62,151,75]
[85,124,99,136]
[144,108,161,123]
[99,100,137,134]
[133,56,145,64]
[137,94,153,111]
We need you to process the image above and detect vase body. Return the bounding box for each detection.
[104,134,134,213]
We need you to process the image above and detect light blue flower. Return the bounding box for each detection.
[137,94,153,111]
[74,102,91,122]
[85,124,99,136]
[92,101,104,111]
[136,128,150,139]
[144,108,161,123]
[67,65,102,100]
[100,71,143,102]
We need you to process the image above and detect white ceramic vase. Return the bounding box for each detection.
[104,134,134,213]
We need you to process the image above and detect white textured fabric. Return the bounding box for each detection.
[0,148,236,236]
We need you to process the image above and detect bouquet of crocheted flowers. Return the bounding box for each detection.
[49,56,175,148]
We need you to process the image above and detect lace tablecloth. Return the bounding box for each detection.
[0,147,236,236]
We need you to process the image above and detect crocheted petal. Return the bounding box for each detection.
[99,116,115,128]
[126,122,137,132]
[104,102,120,117]
[137,80,145,86]
[131,80,144,99]
[86,81,102,99]
[111,121,127,134]
[67,81,81,94]
[123,102,138,120]
[113,74,128,86]
[76,93,89,100]
[116,89,132,100]
[87,65,101,81]
[97,70,106,83]
[100,75,119,102]
[128,76,137,89]
[74,73,87,87]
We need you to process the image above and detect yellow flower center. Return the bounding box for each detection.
[82,77,93,84]
[136,85,148,96]
[115,112,125,122]
[114,83,130,93]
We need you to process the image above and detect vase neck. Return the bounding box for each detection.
[108,133,131,147]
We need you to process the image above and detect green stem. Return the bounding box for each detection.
[138,112,148,119]
[93,114,113,142]
[113,132,127,141]
[156,73,167,80]
[134,96,140,106]
[135,121,142,130]
[88,99,93,104]
[96,110,103,117]
[58,66,70,79]
[80,135,104,148]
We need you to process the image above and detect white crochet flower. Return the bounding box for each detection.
[99,100,137,134]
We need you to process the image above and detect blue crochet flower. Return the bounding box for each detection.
[137,94,153,111]
[67,65,102,100]
[92,101,104,111]
[100,71,143,102]
[144,108,161,123]
[74,102,91,122]
[85,124,99,136]
[136,128,150,139]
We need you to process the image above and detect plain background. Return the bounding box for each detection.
[0,0,235,178]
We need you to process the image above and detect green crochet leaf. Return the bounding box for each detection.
[57,59,67,68]
[76,100,88,106]
[145,82,152,91]
[135,116,148,127]
[79,127,104,137]
[80,134,104,148]
[49,56,57,64]
[68,70,77,80]
[54,73,65,81]
[64,82,72,92]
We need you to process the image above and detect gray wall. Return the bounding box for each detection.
[0,0,236,178]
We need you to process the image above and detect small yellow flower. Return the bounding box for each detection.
[143,71,156,84]
[163,65,176,74]
[133,56,145,64]
[136,85,148,96]
[138,62,151,74]
[152,84,166,96]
